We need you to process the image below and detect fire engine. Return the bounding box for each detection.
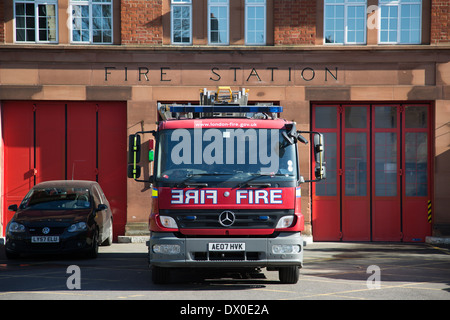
[127,87,325,284]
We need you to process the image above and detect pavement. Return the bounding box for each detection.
[1,239,449,301]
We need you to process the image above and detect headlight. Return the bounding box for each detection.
[159,216,178,229]
[68,222,88,233]
[152,244,180,254]
[276,216,294,229]
[272,244,301,254]
[8,222,25,233]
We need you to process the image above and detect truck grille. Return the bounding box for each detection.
[193,251,261,261]
[159,209,294,229]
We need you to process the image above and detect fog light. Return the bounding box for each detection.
[272,244,301,254]
[152,244,181,254]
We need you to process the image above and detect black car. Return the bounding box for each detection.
[5,180,113,259]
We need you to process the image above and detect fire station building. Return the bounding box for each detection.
[1,0,449,242]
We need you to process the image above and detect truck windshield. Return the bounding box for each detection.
[156,128,298,183]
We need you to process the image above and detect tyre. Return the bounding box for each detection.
[86,229,99,259]
[101,220,113,246]
[279,266,300,284]
[152,266,170,284]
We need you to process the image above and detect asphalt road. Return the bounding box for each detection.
[1,241,449,301]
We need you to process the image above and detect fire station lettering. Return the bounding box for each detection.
[237,189,283,204]
[170,189,283,205]
[171,189,218,204]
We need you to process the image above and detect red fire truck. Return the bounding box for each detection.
[128,87,325,284]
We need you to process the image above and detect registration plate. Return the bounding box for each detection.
[31,236,60,243]
[208,243,245,251]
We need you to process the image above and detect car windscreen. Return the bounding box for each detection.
[156,128,298,183]
[20,187,91,210]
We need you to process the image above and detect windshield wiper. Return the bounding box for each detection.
[240,173,294,188]
[177,172,234,188]
[187,172,234,177]
[249,173,294,176]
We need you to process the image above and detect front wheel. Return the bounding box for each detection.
[101,220,113,246]
[86,229,99,259]
[279,266,300,284]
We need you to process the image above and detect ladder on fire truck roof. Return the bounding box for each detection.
[157,87,283,121]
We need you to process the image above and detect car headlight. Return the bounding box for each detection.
[276,216,294,229]
[68,222,88,233]
[159,216,178,229]
[8,222,25,233]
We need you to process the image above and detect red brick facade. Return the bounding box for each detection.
[0,1,4,43]
[0,1,448,47]
[273,0,316,45]
[121,0,163,45]
[431,0,450,44]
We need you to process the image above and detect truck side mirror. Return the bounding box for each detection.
[313,133,326,180]
[128,134,141,164]
[128,134,141,179]
[127,164,141,179]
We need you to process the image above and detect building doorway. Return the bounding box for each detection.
[311,103,433,242]
[1,101,127,240]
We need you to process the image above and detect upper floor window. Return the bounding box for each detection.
[14,0,58,43]
[208,0,229,45]
[379,0,421,44]
[70,0,113,44]
[171,0,192,45]
[245,0,266,45]
[324,0,366,45]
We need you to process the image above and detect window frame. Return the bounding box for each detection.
[378,0,422,45]
[323,0,367,45]
[245,0,266,45]
[69,0,113,45]
[14,0,59,44]
[171,0,192,45]
[208,0,229,45]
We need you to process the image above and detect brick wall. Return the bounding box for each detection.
[273,0,316,45]
[121,0,163,45]
[0,1,4,43]
[431,0,450,44]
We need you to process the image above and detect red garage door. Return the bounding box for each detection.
[312,103,432,242]
[1,101,127,240]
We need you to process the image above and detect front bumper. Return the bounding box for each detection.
[5,232,94,256]
[148,232,303,268]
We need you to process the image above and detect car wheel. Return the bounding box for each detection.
[87,229,99,259]
[101,219,113,246]
[279,266,300,284]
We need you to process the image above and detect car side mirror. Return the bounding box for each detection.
[8,204,18,212]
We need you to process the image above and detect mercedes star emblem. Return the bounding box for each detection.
[219,211,235,227]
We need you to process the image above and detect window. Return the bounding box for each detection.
[324,0,366,45]
[245,0,266,45]
[14,0,58,43]
[208,0,229,45]
[171,0,192,45]
[70,0,113,44]
[379,0,421,44]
